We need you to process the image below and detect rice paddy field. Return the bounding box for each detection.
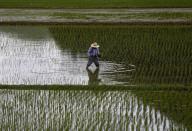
[0,24,192,130]
[0,86,192,130]
[0,0,192,8]
[49,25,192,85]
[1,25,192,85]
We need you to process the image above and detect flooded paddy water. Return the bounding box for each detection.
[0,26,135,85]
[0,25,192,130]
[0,89,191,130]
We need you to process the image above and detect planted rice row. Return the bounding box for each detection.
[49,25,192,84]
[1,89,190,130]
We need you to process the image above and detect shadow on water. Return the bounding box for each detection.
[0,89,191,130]
[0,25,135,85]
[0,25,192,130]
[49,25,192,85]
[133,90,192,131]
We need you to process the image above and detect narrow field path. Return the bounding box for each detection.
[0,8,192,24]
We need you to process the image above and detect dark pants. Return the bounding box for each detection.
[86,56,99,68]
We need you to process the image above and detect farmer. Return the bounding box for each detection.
[86,42,100,69]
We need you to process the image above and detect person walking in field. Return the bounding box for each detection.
[86,42,100,69]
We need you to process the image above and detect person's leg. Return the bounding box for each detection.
[93,57,99,68]
[86,57,93,68]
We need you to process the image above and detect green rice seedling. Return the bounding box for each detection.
[1,87,191,130]
[134,90,192,130]
[49,25,192,85]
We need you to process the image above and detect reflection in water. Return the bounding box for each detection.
[0,26,134,85]
[0,89,187,130]
[86,68,101,85]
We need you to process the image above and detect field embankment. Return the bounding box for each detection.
[0,8,192,24]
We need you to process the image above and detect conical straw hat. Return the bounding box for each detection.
[91,42,100,48]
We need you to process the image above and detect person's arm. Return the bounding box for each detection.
[87,47,92,57]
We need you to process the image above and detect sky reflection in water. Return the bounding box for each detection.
[0,26,135,85]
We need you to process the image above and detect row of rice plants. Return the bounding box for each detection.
[134,90,192,130]
[49,25,192,85]
[0,88,189,130]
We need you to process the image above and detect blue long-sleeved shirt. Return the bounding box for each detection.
[87,47,99,57]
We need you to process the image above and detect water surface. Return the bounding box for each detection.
[0,89,189,130]
[0,26,135,85]
[0,25,192,131]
